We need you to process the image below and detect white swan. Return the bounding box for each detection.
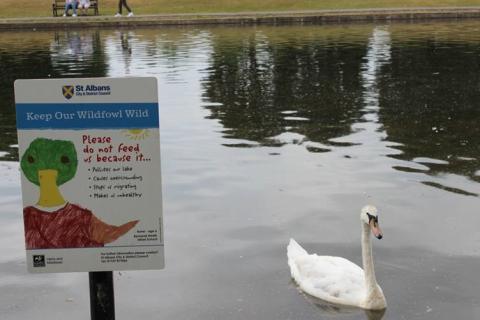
[287,205,387,310]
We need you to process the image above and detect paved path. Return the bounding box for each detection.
[1,7,479,30]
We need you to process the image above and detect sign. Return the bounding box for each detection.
[15,77,164,273]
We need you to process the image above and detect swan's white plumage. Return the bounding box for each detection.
[288,239,366,306]
[287,205,387,310]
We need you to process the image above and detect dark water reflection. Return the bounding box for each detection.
[0,30,107,160]
[379,33,480,184]
[200,24,480,195]
[203,27,367,150]
[1,22,480,320]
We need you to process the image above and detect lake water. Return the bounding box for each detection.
[1,21,480,320]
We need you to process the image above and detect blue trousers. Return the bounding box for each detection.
[64,1,78,15]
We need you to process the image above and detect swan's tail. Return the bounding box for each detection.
[287,238,308,259]
[287,238,308,279]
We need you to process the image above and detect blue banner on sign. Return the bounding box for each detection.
[16,103,159,129]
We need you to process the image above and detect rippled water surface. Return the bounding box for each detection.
[1,21,480,320]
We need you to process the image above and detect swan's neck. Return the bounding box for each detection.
[362,223,378,296]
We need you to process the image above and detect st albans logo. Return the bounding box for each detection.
[61,84,111,99]
[62,85,74,100]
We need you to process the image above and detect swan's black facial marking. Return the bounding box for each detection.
[366,212,379,224]
[366,211,383,239]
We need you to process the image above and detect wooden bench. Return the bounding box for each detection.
[52,0,99,17]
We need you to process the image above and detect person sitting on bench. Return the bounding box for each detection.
[78,0,90,16]
[63,0,78,17]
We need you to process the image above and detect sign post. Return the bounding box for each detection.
[15,77,164,319]
[89,271,115,320]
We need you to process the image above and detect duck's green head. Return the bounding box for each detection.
[21,138,78,186]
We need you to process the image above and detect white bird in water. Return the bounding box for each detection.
[287,205,387,310]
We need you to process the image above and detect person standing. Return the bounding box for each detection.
[63,0,78,17]
[115,0,134,17]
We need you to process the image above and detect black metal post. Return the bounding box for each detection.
[89,271,115,320]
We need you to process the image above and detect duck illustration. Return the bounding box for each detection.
[21,137,138,249]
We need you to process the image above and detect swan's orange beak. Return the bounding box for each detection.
[369,220,383,239]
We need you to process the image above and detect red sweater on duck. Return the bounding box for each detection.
[23,203,103,249]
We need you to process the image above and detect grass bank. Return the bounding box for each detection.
[1,0,479,18]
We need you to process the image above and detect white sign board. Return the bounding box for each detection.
[15,77,164,273]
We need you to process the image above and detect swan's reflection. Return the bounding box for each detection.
[364,309,386,320]
[301,289,385,320]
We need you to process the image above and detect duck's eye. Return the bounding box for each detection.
[61,155,70,164]
[27,155,35,163]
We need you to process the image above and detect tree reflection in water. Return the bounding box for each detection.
[379,32,480,184]
[0,24,479,193]
[202,27,369,150]
[0,30,107,161]
[202,25,480,193]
